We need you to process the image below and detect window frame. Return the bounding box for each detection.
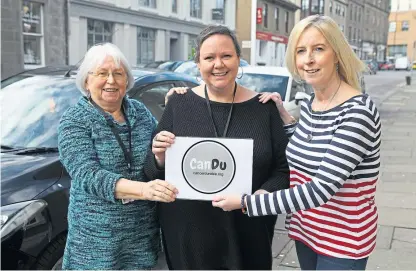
[190,0,202,19]
[263,3,268,28]
[87,19,113,49]
[401,21,409,31]
[285,11,289,33]
[22,1,45,69]
[137,27,156,65]
[274,7,279,31]
[139,0,157,8]
[172,0,177,13]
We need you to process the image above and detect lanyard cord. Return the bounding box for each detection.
[88,97,133,172]
[204,82,237,138]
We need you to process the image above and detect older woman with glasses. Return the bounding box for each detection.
[58,43,178,269]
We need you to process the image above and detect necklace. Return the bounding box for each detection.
[307,80,342,142]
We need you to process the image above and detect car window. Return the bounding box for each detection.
[132,83,176,121]
[1,76,81,148]
[236,73,289,100]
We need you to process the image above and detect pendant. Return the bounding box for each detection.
[307,133,313,142]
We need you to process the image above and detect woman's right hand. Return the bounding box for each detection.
[258,92,296,125]
[259,92,284,109]
[165,87,188,105]
[152,131,176,167]
[142,179,178,202]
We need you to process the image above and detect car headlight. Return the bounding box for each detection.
[1,200,47,241]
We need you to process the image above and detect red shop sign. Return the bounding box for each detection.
[256,8,262,24]
[256,31,288,44]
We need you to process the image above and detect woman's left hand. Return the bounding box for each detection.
[212,189,267,211]
[212,194,241,211]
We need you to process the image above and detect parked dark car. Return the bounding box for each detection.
[143,61,184,71]
[0,66,198,270]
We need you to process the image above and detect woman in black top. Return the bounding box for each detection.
[144,25,289,269]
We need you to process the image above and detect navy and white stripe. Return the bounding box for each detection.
[246,94,381,259]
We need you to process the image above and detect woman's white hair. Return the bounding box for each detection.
[75,43,135,96]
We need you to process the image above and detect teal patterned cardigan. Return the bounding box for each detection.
[58,96,159,270]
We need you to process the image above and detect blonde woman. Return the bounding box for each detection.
[212,15,381,270]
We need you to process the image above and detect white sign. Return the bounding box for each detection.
[165,137,253,201]
[242,40,251,48]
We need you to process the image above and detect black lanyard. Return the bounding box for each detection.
[204,82,237,138]
[88,97,133,172]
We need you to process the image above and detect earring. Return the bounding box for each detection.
[196,75,202,82]
[236,67,244,79]
[336,63,339,72]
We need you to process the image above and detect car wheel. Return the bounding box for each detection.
[33,234,67,270]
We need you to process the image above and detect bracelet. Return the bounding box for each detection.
[288,116,296,125]
[241,194,248,214]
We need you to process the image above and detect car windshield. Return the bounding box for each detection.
[174,62,200,77]
[1,76,81,149]
[236,73,289,98]
[131,69,154,78]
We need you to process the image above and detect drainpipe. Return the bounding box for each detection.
[250,0,257,66]
[64,0,69,65]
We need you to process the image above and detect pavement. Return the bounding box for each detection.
[273,73,416,270]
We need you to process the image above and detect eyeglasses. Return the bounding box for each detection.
[88,71,126,80]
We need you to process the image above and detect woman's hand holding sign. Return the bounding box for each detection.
[152,131,175,168]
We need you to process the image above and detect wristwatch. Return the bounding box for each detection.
[241,194,248,214]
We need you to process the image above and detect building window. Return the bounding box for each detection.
[263,3,268,28]
[22,1,44,67]
[401,21,409,31]
[137,27,155,65]
[87,19,113,49]
[329,1,332,13]
[188,34,197,60]
[285,11,289,33]
[139,0,156,8]
[341,6,345,17]
[190,0,202,19]
[274,7,279,30]
[389,22,397,32]
[319,0,324,13]
[348,26,352,40]
[350,5,353,19]
[311,0,318,13]
[388,44,407,57]
[172,0,177,13]
[215,0,226,24]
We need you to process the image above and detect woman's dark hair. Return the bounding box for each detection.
[194,25,241,63]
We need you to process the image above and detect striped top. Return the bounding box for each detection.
[246,94,381,259]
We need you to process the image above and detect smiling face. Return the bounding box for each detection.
[197,34,240,92]
[295,27,338,88]
[85,55,127,109]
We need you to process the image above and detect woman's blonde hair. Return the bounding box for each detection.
[285,15,366,90]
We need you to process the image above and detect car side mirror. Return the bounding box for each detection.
[295,92,310,105]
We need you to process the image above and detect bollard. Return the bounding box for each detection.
[406,75,411,85]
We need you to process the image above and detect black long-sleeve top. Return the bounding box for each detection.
[144,90,289,270]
